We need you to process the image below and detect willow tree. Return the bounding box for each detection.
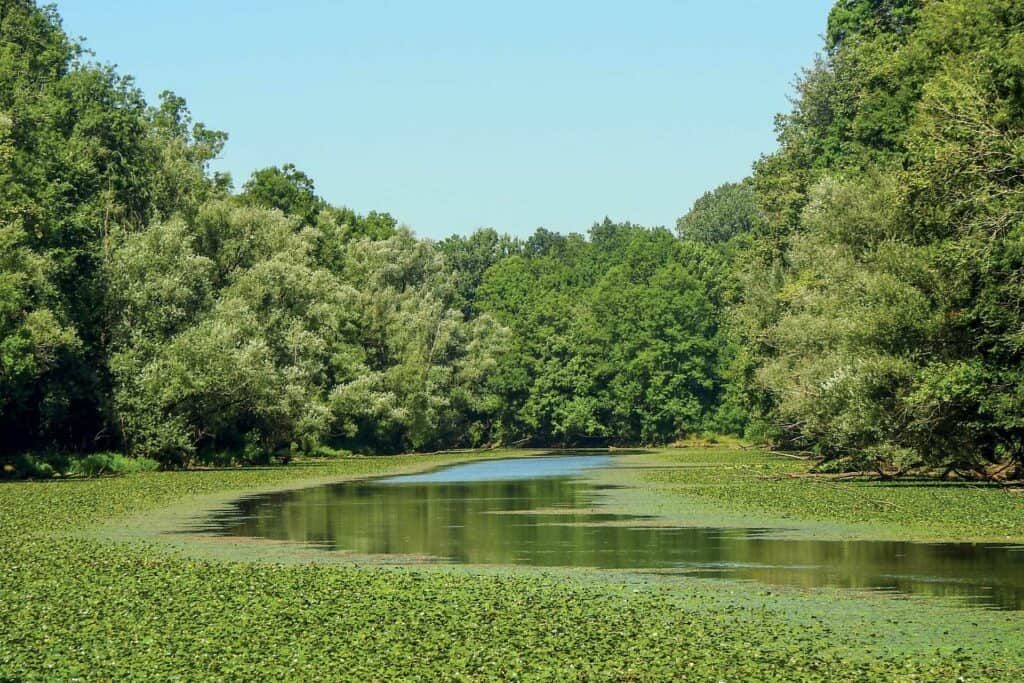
[741,0,1024,474]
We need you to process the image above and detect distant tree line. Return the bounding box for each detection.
[2,0,1021,479]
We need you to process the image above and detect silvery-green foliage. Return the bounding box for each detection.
[753,176,941,466]
[107,205,504,462]
[108,202,347,463]
[330,229,506,450]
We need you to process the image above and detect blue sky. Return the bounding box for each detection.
[56,1,833,240]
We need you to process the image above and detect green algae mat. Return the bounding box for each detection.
[3,449,1023,681]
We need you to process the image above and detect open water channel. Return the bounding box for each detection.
[187,452,1024,610]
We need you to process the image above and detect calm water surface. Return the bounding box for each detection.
[189,453,1024,610]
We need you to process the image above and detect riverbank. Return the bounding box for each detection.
[2,449,1023,680]
[594,449,1024,543]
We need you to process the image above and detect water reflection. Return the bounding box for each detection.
[187,454,1024,610]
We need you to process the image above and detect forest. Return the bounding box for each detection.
[2,0,1023,479]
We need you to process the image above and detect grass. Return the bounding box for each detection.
[2,449,1023,681]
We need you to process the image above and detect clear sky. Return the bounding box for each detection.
[56,1,833,240]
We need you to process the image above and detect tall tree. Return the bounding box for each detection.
[0,0,225,455]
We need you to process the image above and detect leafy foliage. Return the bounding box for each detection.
[675,179,763,244]
[3,0,1024,479]
[0,1,496,470]
[473,221,732,446]
[740,0,1024,474]
[0,0,227,458]
[103,204,501,465]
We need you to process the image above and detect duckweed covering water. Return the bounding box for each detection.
[2,450,1023,681]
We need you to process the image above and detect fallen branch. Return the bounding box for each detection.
[768,450,812,461]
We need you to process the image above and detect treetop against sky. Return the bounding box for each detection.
[55,1,833,239]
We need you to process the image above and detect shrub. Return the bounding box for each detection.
[0,452,72,480]
[310,444,354,458]
[69,453,161,477]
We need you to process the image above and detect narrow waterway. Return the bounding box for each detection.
[186,453,1024,610]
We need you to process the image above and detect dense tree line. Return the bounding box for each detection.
[2,0,1022,479]
[740,0,1024,477]
[441,222,735,445]
[0,0,500,472]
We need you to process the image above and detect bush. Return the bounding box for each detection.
[1,452,71,480]
[310,444,354,458]
[69,453,161,477]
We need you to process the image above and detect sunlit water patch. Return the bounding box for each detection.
[184,453,1024,610]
